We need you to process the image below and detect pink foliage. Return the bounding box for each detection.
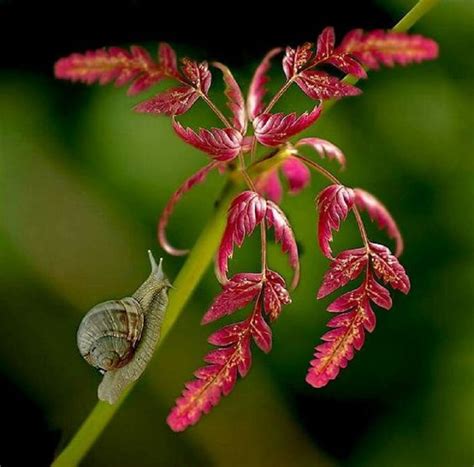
[134,86,200,116]
[55,44,177,95]
[295,70,361,101]
[253,106,322,147]
[55,24,437,431]
[173,120,243,162]
[308,241,409,388]
[213,62,247,133]
[317,184,355,258]
[296,137,346,168]
[217,191,267,283]
[217,191,299,288]
[168,270,290,431]
[247,48,282,121]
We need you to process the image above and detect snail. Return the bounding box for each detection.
[77,251,171,404]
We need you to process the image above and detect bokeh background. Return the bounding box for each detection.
[1,0,473,465]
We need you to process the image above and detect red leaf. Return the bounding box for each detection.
[158,42,179,77]
[173,120,243,162]
[307,270,393,388]
[263,270,291,321]
[281,156,311,194]
[167,333,250,431]
[134,85,199,116]
[181,58,212,94]
[217,191,267,283]
[213,62,247,133]
[354,188,404,256]
[317,184,355,258]
[315,27,335,62]
[283,42,313,79]
[247,48,282,121]
[250,305,272,353]
[317,248,368,299]
[296,137,346,168]
[158,162,217,256]
[168,297,276,431]
[339,29,438,70]
[369,243,410,294]
[325,54,368,78]
[208,321,248,346]
[201,273,263,324]
[295,70,361,101]
[265,201,300,288]
[253,106,322,147]
[311,27,367,78]
[55,44,179,95]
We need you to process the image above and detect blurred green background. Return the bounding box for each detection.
[1,0,473,466]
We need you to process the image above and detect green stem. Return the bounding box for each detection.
[52,1,439,464]
[52,180,239,467]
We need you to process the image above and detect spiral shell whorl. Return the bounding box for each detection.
[77,297,144,372]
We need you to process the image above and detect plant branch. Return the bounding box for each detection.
[52,1,439,464]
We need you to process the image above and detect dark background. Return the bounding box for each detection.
[1,0,473,466]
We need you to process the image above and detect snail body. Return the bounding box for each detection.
[77,251,171,404]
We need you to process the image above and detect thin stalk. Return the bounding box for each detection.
[200,93,232,128]
[52,180,239,467]
[52,1,439,464]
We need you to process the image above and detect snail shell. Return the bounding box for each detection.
[77,251,171,404]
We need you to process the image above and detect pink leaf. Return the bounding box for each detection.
[253,106,322,147]
[173,120,243,162]
[255,170,283,204]
[134,85,199,116]
[167,333,250,431]
[247,48,282,121]
[339,29,438,69]
[296,137,346,168]
[263,269,291,321]
[55,46,168,95]
[315,27,335,61]
[295,70,361,101]
[217,192,267,283]
[283,42,313,79]
[281,156,311,194]
[202,273,263,324]
[317,184,355,258]
[265,201,300,288]
[250,305,272,353]
[158,42,179,77]
[181,58,212,94]
[369,243,410,294]
[325,54,367,78]
[208,321,248,346]
[317,248,368,299]
[307,270,393,389]
[213,62,247,133]
[158,162,217,256]
[354,188,404,256]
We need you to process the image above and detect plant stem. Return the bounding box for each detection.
[52,1,439,464]
[52,180,239,467]
[200,93,232,128]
